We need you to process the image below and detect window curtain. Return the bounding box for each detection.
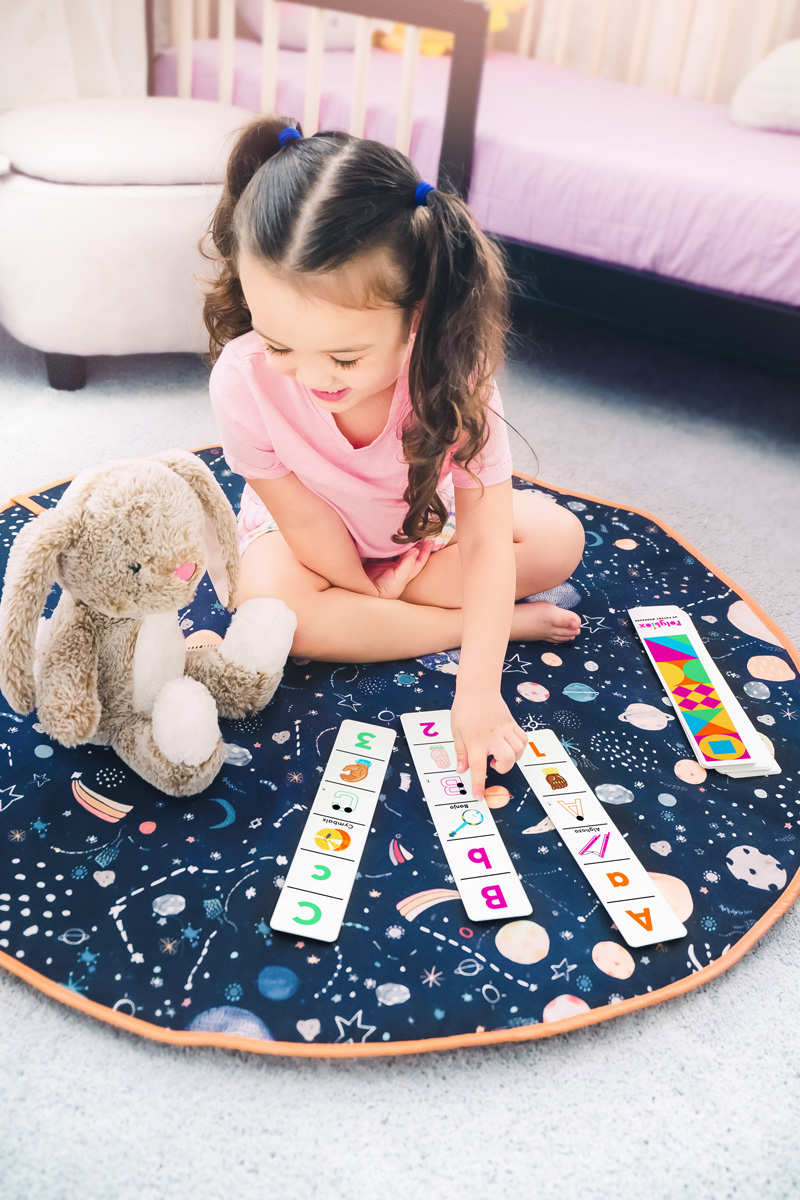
[529,0,800,105]
[0,0,147,112]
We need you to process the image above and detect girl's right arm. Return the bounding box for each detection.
[245,473,381,597]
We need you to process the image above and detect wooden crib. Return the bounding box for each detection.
[146,0,800,377]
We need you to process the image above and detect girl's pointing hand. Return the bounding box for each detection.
[451,692,528,803]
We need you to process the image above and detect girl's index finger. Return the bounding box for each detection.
[469,749,487,802]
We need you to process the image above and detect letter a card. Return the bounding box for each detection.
[270,719,395,942]
[401,710,532,922]
[517,730,687,948]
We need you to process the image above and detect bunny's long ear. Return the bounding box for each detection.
[150,451,240,611]
[0,507,74,713]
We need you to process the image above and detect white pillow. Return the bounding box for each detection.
[237,1,394,50]
[730,39,800,133]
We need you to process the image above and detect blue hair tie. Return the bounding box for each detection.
[278,129,434,210]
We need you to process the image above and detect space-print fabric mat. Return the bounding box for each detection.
[1,447,798,1058]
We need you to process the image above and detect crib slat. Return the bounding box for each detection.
[517,0,540,59]
[174,0,193,99]
[589,0,612,76]
[196,0,211,39]
[703,0,736,103]
[553,0,573,68]
[260,0,279,114]
[626,0,656,87]
[349,16,373,138]
[664,0,696,94]
[533,1,550,60]
[304,7,325,136]
[217,0,236,104]
[395,23,421,155]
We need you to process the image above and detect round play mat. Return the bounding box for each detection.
[0,446,797,1057]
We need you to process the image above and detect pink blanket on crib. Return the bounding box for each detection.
[156,44,800,306]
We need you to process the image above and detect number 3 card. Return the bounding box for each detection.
[270,720,395,942]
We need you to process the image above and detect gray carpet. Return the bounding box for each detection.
[0,309,798,1200]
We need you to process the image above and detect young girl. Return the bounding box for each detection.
[199,117,585,801]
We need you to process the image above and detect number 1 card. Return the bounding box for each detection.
[516,729,687,948]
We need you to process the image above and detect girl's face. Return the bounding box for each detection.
[238,251,419,415]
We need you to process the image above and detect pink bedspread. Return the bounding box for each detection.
[155,43,800,305]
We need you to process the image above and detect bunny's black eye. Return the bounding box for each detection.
[128,563,141,574]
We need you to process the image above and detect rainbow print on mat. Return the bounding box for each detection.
[641,632,750,763]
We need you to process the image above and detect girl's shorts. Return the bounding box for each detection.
[236,482,457,564]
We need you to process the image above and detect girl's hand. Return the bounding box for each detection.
[451,691,528,802]
[363,540,433,601]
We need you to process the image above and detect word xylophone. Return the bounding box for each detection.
[270,719,395,942]
[516,729,687,948]
[401,710,532,922]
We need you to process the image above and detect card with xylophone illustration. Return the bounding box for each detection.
[401,710,532,922]
[628,605,779,777]
[516,729,687,948]
[270,719,395,942]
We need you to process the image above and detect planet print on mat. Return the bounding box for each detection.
[0,449,798,1055]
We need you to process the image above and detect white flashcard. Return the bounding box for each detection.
[269,719,395,942]
[401,710,532,923]
[628,605,779,778]
[516,729,687,948]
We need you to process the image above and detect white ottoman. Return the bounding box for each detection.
[0,97,255,389]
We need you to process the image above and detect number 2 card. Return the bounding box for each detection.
[401,710,532,923]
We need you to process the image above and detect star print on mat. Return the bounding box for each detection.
[334,1010,376,1043]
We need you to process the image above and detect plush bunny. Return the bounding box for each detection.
[0,450,297,797]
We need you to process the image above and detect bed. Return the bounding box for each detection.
[148,0,800,376]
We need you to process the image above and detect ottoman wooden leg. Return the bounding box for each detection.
[45,352,88,391]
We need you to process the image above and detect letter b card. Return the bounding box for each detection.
[401,710,532,922]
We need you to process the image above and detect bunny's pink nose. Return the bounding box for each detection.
[174,562,195,581]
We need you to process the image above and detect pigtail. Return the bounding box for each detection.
[196,116,304,366]
[197,122,524,540]
[394,189,514,545]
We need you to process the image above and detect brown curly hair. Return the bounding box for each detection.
[197,114,516,546]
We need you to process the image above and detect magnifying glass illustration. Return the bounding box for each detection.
[448,808,484,838]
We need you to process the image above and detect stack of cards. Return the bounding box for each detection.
[629,605,780,778]
[269,720,395,942]
[401,710,532,922]
[516,729,687,948]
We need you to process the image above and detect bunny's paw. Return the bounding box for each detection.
[219,598,298,676]
[151,676,221,766]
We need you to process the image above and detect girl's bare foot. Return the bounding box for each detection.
[511,601,581,644]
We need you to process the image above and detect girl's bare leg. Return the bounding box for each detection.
[235,493,585,663]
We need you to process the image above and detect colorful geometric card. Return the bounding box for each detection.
[401,710,532,922]
[269,719,395,942]
[628,605,780,777]
[516,729,688,948]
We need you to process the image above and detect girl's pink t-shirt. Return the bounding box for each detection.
[209,329,514,560]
